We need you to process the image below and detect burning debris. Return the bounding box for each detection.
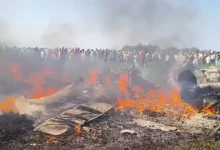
[1,59,220,149]
[177,65,220,111]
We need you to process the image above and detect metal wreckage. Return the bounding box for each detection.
[1,60,220,150]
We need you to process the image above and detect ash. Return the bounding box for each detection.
[1,111,219,150]
[0,113,34,146]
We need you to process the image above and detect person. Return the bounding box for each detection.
[104,49,108,63]
[90,50,94,61]
[144,52,149,66]
[215,52,219,66]
[165,54,170,65]
[205,55,211,66]
[133,52,138,68]
[59,47,67,71]
[40,49,45,60]
[113,49,116,62]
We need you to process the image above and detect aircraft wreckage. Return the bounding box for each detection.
[6,64,219,135]
[1,64,220,149]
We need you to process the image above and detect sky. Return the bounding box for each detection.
[0,0,219,50]
[198,0,220,50]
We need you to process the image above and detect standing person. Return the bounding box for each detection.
[138,50,144,66]
[133,52,138,68]
[144,52,149,66]
[113,49,116,62]
[108,50,112,61]
[45,48,49,60]
[198,52,203,65]
[104,49,108,63]
[206,55,211,66]
[40,48,45,60]
[34,47,41,60]
[193,53,199,66]
[80,49,85,60]
[90,50,94,61]
[174,53,179,62]
[55,48,60,60]
[94,50,98,60]
[165,53,170,66]
[210,52,215,65]
[215,52,219,66]
[59,47,67,71]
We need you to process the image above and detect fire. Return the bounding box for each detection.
[119,73,129,92]
[25,87,60,99]
[6,63,72,99]
[85,70,98,84]
[105,76,111,85]
[7,63,22,81]
[25,69,60,99]
[0,62,75,113]
[0,61,74,113]
[0,97,17,113]
[0,62,217,118]
[117,90,197,118]
[47,136,59,144]
[74,124,82,134]
[116,72,215,118]
[200,105,216,115]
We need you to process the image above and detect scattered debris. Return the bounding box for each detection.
[133,119,178,132]
[120,129,137,135]
[34,103,113,135]
[36,124,69,135]
[30,143,37,146]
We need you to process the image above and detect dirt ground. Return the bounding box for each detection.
[1,110,220,150]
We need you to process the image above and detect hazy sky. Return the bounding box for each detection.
[0,0,219,50]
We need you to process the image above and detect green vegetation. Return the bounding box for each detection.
[179,141,220,150]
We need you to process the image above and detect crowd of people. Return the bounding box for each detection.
[1,45,220,67]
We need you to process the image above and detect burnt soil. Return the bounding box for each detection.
[1,111,220,150]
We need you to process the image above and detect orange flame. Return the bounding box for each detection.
[0,62,73,112]
[119,73,128,92]
[47,136,59,144]
[6,63,70,99]
[0,97,17,113]
[200,105,216,115]
[105,76,111,85]
[116,73,215,118]
[25,68,60,99]
[85,70,98,84]
[2,63,217,118]
[7,63,22,80]
[74,125,82,134]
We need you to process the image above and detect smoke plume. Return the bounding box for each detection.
[41,22,75,48]
[94,0,198,48]
[0,18,18,46]
[0,0,199,49]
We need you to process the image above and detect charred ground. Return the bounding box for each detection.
[1,110,220,150]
